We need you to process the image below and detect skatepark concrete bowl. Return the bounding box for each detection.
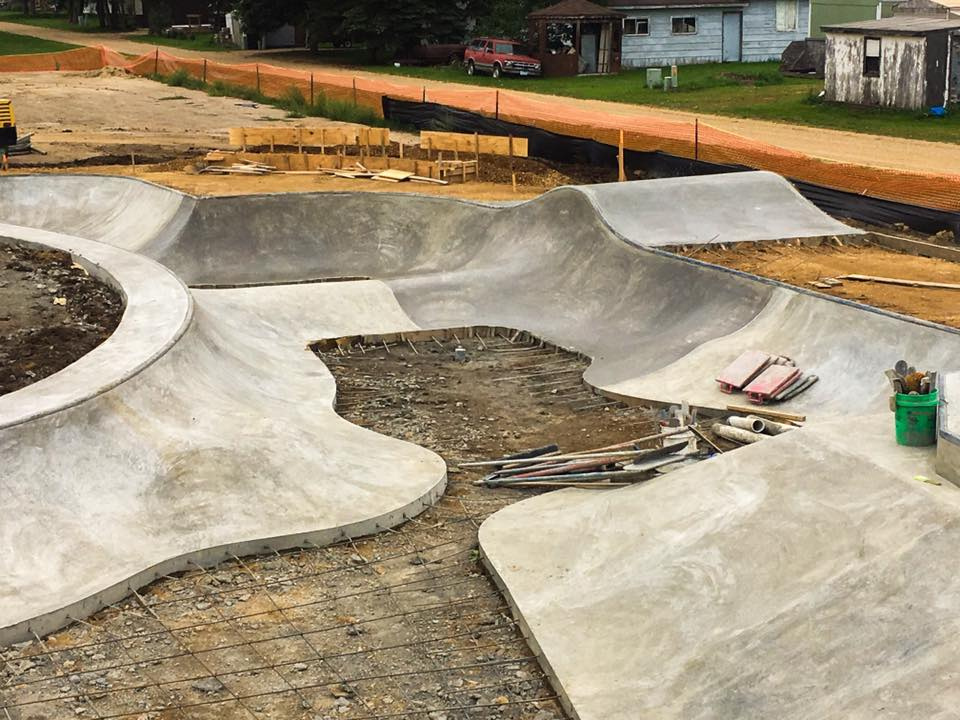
[2,172,959,719]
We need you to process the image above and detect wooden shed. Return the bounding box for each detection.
[823,16,960,108]
[528,0,626,76]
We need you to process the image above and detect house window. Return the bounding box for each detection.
[671,16,697,34]
[775,0,798,31]
[864,37,881,76]
[624,17,650,35]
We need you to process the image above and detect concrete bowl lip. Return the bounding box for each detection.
[0,223,194,431]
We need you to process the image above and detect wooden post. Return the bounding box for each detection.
[297,126,303,154]
[474,131,480,170]
[618,129,626,182]
[422,86,426,102]
[154,48,159,76]
[130,152,136,172]
[310,73,315,105]
[512,172,517,193]
[694,118,699,161]
[241,128,247,152]
[270,133,275,153]
[508,135,514,159]
[256,64,261,94]
[320,128,325,155]
[426,137,432,159]
[380,133,386,157]
[495,90,500,119]
[353,77,358,105]
[399,142,404,159]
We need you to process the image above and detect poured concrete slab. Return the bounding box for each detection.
[479,415,960,719]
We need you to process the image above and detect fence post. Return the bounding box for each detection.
[202,58,207,84]
[256,64,261,94]
[310,73,314,105]
[153,47,159,76]
[495,90,500,120]
[353,77,358,106]
[618,129,626,182]
[694,118,699,161]
[422,86,426,103]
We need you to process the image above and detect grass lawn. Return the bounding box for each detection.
[363,61,960,144]
[0,29,77,54]
[0,11,234,51]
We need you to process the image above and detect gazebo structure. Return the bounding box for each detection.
[527,0,625,76]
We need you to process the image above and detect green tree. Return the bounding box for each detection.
[232,0,305,44]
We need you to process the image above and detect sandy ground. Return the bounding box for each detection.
[3,70,419,165]
[688,242,960,329]
[3,20,960,175]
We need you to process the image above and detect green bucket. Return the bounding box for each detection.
[894,389,939,447]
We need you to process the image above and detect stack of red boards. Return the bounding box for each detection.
[743,365,802,404]
[716,350,773,394]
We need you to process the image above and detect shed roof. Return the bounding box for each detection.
[607,0,748,7]
[528,0,626,20]
[822,16,960,33]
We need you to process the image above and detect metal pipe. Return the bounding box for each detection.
[728,415,766,433]
[712,423,764,444]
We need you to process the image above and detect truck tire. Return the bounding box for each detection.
[492,63,502,79]
[467,60,476,76]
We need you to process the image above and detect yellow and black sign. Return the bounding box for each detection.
[0,99,17,148]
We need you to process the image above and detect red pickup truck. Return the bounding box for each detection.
[464,37,542,79]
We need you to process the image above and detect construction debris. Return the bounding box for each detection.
[716,350,818,405]
[200,156,448,185]
[885,360,937,396]
[840,274,960,291]
[6,133,45,156]
[466,425,714,489]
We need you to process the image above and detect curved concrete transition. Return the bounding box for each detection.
[1,172,958,718]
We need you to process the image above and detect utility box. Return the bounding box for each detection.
[645,68,662,88]
[0,99,16,148]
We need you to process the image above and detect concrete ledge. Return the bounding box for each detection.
[0,223,193,431]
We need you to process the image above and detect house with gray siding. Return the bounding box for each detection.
[607,0,810,66]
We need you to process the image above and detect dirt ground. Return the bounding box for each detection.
[5,70,407,166]
[0,333,668,720]
[685,241,960,329]
[3,71,610,199]
[0,242,122,396]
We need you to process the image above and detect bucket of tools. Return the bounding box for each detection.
[894,389,938,447]
[888,362,938,447]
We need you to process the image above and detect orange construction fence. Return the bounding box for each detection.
[2,46,958,212]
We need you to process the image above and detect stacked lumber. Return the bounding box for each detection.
[200,153,447,185]
[421,130,528,158]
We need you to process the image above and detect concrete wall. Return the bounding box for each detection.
[825,32,928,108]
[621,0,807,66]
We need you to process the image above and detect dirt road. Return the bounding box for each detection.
[2,21,960,176]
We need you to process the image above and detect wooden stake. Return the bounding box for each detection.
[618,129,626,182]
[474,131,480,169]
[153,47,159,75]
[353,77,358,105]
[241,128,247,152]
[399,141,404,159]
[694,118,699,160]
[495,90,500,119]
[270,133,275,153]
[256,64,261,94]
[310,73,315,105]
[202,58,207,83]
[130,152,136,172]
[320,128,325,155]
[297,127,303,154]
[422,86,427,102]
[512,172,517,193]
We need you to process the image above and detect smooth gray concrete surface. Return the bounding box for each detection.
[1,170,958,720]
[480,415,960,720]
[578,171,859,246]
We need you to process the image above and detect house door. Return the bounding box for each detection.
[950,35,960,103]
[722,12,742,62]
[581,33,598,73]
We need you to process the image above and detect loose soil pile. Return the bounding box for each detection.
[0,243,123,396]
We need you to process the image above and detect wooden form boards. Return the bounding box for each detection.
[211,151,441,179]
[421,130,528,158]
[228,126,390,149]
